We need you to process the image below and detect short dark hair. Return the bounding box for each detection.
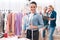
[30,1,37,7]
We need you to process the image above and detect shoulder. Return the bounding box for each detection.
[52,10,57,14]
[35,13,42,18]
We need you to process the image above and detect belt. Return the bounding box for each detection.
[27,29,39,31]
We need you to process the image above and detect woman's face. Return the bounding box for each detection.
[47,7,52,13]
[30,4,37,13]
[48,7,53,12]
[43,7,47,13]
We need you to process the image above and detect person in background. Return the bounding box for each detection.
[47,5,57,40]
[42,7,49,40]
[22,1,44,40]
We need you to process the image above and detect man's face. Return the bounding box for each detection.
[30,4,37,13]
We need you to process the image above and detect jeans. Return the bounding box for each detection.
[48,26,55,40]
[43,25,48,38]
[43,30,46,38]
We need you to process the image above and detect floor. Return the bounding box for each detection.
[0,28,60,40]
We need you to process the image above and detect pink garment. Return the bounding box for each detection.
[6,13,15,34]
[6,13,23,36]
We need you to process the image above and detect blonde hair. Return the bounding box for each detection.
[49,5,54,10]
[44,7,47,10]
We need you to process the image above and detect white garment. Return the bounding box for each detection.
[48,12,52,24]
[27,13,34,29]
[43,13,47,16]
[29,13,34,21]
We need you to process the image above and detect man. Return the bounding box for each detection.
[22,1,44,40]
[47,5,57,40]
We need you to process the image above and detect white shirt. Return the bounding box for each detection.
[27,13,34,30]
[29,13,34,21]
[48,12,52,24]
[43,13,47,16]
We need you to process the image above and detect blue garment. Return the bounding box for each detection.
[50,10,57,27]
[23,12,44,30]
[49,10,57,40]
[42,13,49,37]
[43,25,48,37]
[43,13,49,27]
[48,26,55,40]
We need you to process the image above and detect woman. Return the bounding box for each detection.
[47,5,57,40]
[42,7,49,40]
[22,1,44,40]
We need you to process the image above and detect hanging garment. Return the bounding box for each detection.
[6,13,12,33]
[12,13,15,34]
[6,13,14,33]
[0,13,4,33]
[3,13,5,33]
[14,13,23,36]
[0,13,4,38]
[5,13,15,37]
[5,13,8,33]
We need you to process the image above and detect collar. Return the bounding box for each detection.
[29,12,37,15]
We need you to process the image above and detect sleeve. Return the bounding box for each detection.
[54,11,57,19]
[22,15,29,31]
[22,16,27,31]
[37,14,44,28]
